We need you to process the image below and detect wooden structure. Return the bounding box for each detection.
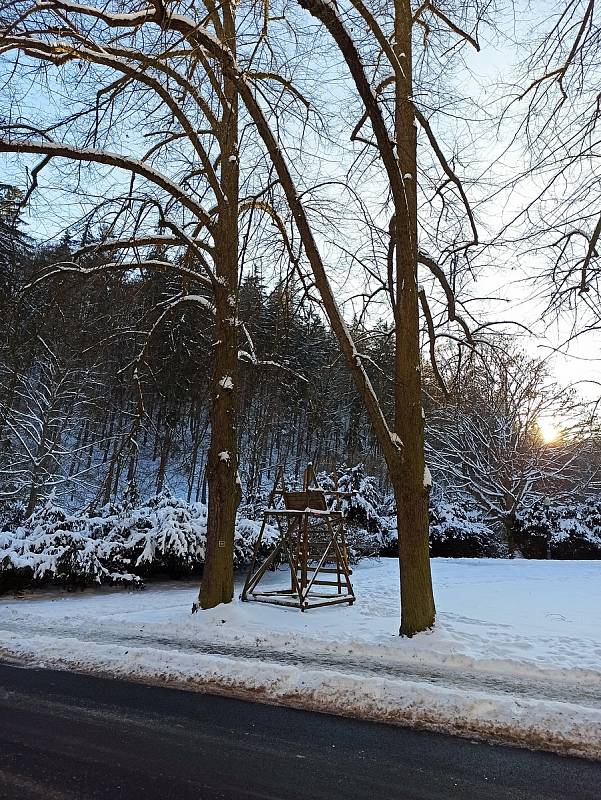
[241,464,355,611]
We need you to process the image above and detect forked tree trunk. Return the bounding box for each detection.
[198,0,241,610]
[175,4,435,631]
[392,0,435,636]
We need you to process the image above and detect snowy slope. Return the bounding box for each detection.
[1,558,600,758]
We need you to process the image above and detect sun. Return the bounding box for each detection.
[537,418,561,444]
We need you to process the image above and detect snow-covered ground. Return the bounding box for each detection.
[1,558,601,758]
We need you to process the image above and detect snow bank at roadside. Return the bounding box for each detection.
[2,629,601,760]
[4,558,599,678]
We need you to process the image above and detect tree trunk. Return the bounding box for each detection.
[198,0,240,610]
[503,512,521,557]
[346,397,361,465]
[393,0,435,636]
[200,284,240,608]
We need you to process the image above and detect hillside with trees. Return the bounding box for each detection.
[1,0,601,635]
[2,206,600,592]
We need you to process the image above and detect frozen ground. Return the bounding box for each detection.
[1,558,601,758]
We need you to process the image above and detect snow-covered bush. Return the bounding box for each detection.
[318,470,496,559]
[377,492,497,558]
[0,496,129,592]
[514,502,555,558]
[429,498,498,557]
[235,516,277,565]
[0,492,278,593]
[128,495,206,576]
[318,465,390,558]
[334,465,384,533]
[238,489,270,522]
[516,499,601,559]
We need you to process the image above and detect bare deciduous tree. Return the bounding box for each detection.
[1,0,492,633]
[0,0,247,607]
[428,341,588,552]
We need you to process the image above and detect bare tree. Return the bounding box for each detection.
[0,0,246,607]
[0,338,101,514]
[428,341,587,552]
[1,0,490,633]
[509,1,601,340]
[276,0,490,632]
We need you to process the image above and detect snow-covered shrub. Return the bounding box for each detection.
[235,516,278,566]
[122,493,206,576]
[429,498,498,557]
[552,504,601,558]
[0,496,125,592]
[517,499,601,559]
[115,493,277,575]
[318,465,389,558]
[0,492,279,593]
[333,464,384,533]
[376,494,398,556]
[238,490,270,522]
[514,503,555,558]
[378,493,497,558]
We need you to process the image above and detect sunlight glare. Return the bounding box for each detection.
[538,419,561,444]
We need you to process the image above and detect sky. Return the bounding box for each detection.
[440,0,601,407]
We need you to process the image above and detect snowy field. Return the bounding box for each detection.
[1,558,601,758]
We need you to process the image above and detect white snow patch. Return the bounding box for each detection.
[219,375,234,390]
[218,451,230,463]
[424,465,433,488]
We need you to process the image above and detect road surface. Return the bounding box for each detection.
[0,663,599,799]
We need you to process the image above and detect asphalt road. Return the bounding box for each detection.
[0,663,599,800]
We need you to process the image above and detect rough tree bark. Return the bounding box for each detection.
[294,0,435,634]
[391,0,435,636]
[0,0,436,631]
[199,0,241,609]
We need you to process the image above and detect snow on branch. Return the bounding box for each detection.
[0,138,213,225]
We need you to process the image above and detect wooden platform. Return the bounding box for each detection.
[240,465,355,611]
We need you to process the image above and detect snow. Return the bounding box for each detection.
[219,375,234,390]
[423,465,433,488]
[218,451,230,463]
[0,494,277,584]
[1,558,600,756]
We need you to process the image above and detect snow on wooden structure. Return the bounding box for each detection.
[241,464,355,611]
